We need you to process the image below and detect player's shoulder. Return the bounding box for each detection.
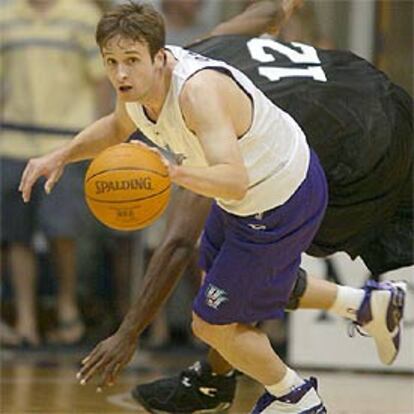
[182,69,230,102]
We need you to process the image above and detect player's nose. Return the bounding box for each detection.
[116,65,128,82]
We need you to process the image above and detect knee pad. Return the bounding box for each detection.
[286,268,308,311]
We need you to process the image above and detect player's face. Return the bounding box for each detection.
[102,36,165,102]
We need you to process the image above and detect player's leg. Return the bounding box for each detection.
[134,151,329,413]
[192,314,325,413]
[192,150,327,414]
[132,214,409,413]
[295,272,406,365]
[132,199,237,413]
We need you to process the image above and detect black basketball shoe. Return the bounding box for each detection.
[131,361,236,413]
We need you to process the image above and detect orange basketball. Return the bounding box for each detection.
[84,143,171,231]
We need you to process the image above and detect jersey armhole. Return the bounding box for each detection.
[183,66,254,140]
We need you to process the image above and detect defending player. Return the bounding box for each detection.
[18,2,411,413]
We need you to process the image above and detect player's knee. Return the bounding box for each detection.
[191,312,231,346]
[191,312,212,342]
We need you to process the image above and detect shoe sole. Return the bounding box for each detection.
[364,281,407,365]
[131,388,231,414]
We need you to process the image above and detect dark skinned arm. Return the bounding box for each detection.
[195,0,304,42]
[77,188,211,390]
[119,188,211,338]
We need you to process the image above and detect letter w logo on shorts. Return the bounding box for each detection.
[205,284,229,310]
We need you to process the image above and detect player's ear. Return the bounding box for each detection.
[153,48,166,69]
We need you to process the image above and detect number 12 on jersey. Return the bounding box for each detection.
[247,38,327,82]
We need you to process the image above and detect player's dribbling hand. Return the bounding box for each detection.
[129,139,171,168]
[19,152,66,202]
[76,330,137,392]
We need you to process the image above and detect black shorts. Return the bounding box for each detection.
[308,85,414,274]
[359,169,413,275]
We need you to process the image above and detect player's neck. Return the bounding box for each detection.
[142,51,176,121]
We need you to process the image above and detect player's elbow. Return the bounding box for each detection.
[232,184,248,201]
[232,171,249,201]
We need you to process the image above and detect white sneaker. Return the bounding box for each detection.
[251,377,326,414]
[352,280,407,365]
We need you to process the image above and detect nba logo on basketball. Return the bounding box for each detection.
[205,284,229,309]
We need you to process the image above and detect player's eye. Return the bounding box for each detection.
[106,58,116,66]
[128,57,139,64]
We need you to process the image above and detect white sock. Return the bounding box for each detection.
[265,367,305,397]
[329,285,365,321]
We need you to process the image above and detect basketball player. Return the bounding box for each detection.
[130,38,413,414]
[18,2,410,413]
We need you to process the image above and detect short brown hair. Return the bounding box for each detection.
[96,1,165,59]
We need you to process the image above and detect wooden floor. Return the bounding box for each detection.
[1,347,413,414]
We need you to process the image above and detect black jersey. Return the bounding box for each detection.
[189,35,413,264]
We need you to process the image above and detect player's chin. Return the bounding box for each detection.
[117,90,139,102]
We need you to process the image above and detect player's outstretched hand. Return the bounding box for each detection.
[19,152,66,203]
[76,330,137,392]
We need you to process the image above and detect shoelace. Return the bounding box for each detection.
[347,280,378,339]
[180,361,205,384]
[348,322,369,338]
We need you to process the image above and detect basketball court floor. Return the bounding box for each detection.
[1,346,413,414]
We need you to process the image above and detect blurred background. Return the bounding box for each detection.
[0,1,413,412]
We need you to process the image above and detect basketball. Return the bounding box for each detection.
[84,143,171,231]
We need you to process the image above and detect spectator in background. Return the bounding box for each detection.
[161,0,210,45]
[0,0,111,347]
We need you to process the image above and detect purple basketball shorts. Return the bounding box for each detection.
[193,150,328,325]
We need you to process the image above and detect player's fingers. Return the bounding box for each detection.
[20,166,38,203]
[168,163,178,179]
[78,355,107,385]
[98,362,121,390]
[18,162,31,192]
[80,343,103,366]
[44,168,62,194]
[112,362,122,377]
[77,347,104,379]
[21,184,33,204]
[153,151,169,169]
[130,140,149,148]
[78,354,102,378]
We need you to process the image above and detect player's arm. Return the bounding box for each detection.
[77,188,212,389]
[61,98,135,162]
[198,0,303,40]
[19,99,136,202]
[169,71,249,201]
[119,188,211,336]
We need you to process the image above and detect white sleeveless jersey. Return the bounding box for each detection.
[125,46,310,216]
